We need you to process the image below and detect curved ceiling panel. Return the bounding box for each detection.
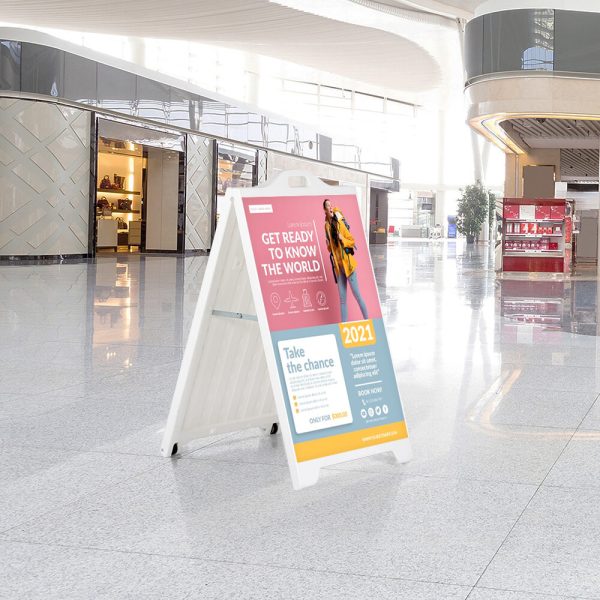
[0,0,442,94]
[380,0,478,18]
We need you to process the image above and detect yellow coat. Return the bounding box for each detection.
[324,208,357,278]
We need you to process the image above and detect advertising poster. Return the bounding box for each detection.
[242,193,408,463]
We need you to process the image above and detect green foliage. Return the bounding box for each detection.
[488,190,497,236]
[456,182,489,240]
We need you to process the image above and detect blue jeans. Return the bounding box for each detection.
[338,270,368,322]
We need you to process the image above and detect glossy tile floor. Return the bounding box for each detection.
[2,240,600,599]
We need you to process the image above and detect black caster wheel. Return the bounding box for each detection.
[270,423,278,435]
[171,443,179,456]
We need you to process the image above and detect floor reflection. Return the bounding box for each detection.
[89,254,204,374]
[3,239,600,597]
[498,276,600,337]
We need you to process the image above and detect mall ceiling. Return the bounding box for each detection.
[501,118,600,181]
[561,149,599,180]
[383,0,477,18]
[504,118,600,150]
[0,0,472,105]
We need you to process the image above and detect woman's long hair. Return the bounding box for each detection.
[324,200,340,246]
[330,215,340,246]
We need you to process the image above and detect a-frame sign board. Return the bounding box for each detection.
[162,170,411,489]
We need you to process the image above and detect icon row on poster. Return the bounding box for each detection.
[360,404,389,419]
[270,290,327,311]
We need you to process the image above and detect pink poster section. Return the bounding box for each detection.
[242,194,382,332]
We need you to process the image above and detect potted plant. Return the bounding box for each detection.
[456,182,489,244]
[488,189,497,239]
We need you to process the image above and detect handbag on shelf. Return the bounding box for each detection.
[117,199,132,211]
[100,175,111,189]
[97,196,110,210]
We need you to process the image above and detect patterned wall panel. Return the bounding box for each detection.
[0,98,91,256]
[257,149,268,185]
[185,133,214,251]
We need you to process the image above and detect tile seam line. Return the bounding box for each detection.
[474,583,599,600]
[0,430,238,458]
[485,422,585,430]
[0,459,184,537]
[0,460,170,537]
[171,457,552,487]
[0,432,240,536]
[464,391,600,599]
[0,537,473,591]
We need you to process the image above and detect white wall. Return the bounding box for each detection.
[0,99,91,256]
[145,148,179,251]
[185,134,213,251]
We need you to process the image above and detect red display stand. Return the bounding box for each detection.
[502,198,568,273]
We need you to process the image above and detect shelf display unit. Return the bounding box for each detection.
[96,137,144,251]
[502,198,568,273]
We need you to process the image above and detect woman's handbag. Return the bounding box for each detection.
[97,196,110,210]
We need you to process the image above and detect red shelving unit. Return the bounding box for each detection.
[502,198,567,273]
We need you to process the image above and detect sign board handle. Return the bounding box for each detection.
[257,169,339,194]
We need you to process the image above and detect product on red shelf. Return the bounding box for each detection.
[528,222,537,234]
[535,206,551,220]
[549,242,559,250]
[554,225,561,234]
[520,205,536,220]
[521,223,528,234]
[506,222,512,234]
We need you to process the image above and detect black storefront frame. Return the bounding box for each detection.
[91,115,188,258]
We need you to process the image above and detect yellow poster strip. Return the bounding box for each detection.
[294,421,408,462]
[338,319,377,348]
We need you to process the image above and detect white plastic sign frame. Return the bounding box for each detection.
[162,170,411,489]
[161,187,278,457]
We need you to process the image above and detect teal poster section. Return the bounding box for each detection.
[271,318,405,445]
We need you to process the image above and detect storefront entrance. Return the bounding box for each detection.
[95,119,185,254]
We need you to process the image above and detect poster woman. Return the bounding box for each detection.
[323,199,369,323]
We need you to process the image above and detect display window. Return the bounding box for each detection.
[215,142,257,224]
[94,120,186,255]
[96,137,144,253]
